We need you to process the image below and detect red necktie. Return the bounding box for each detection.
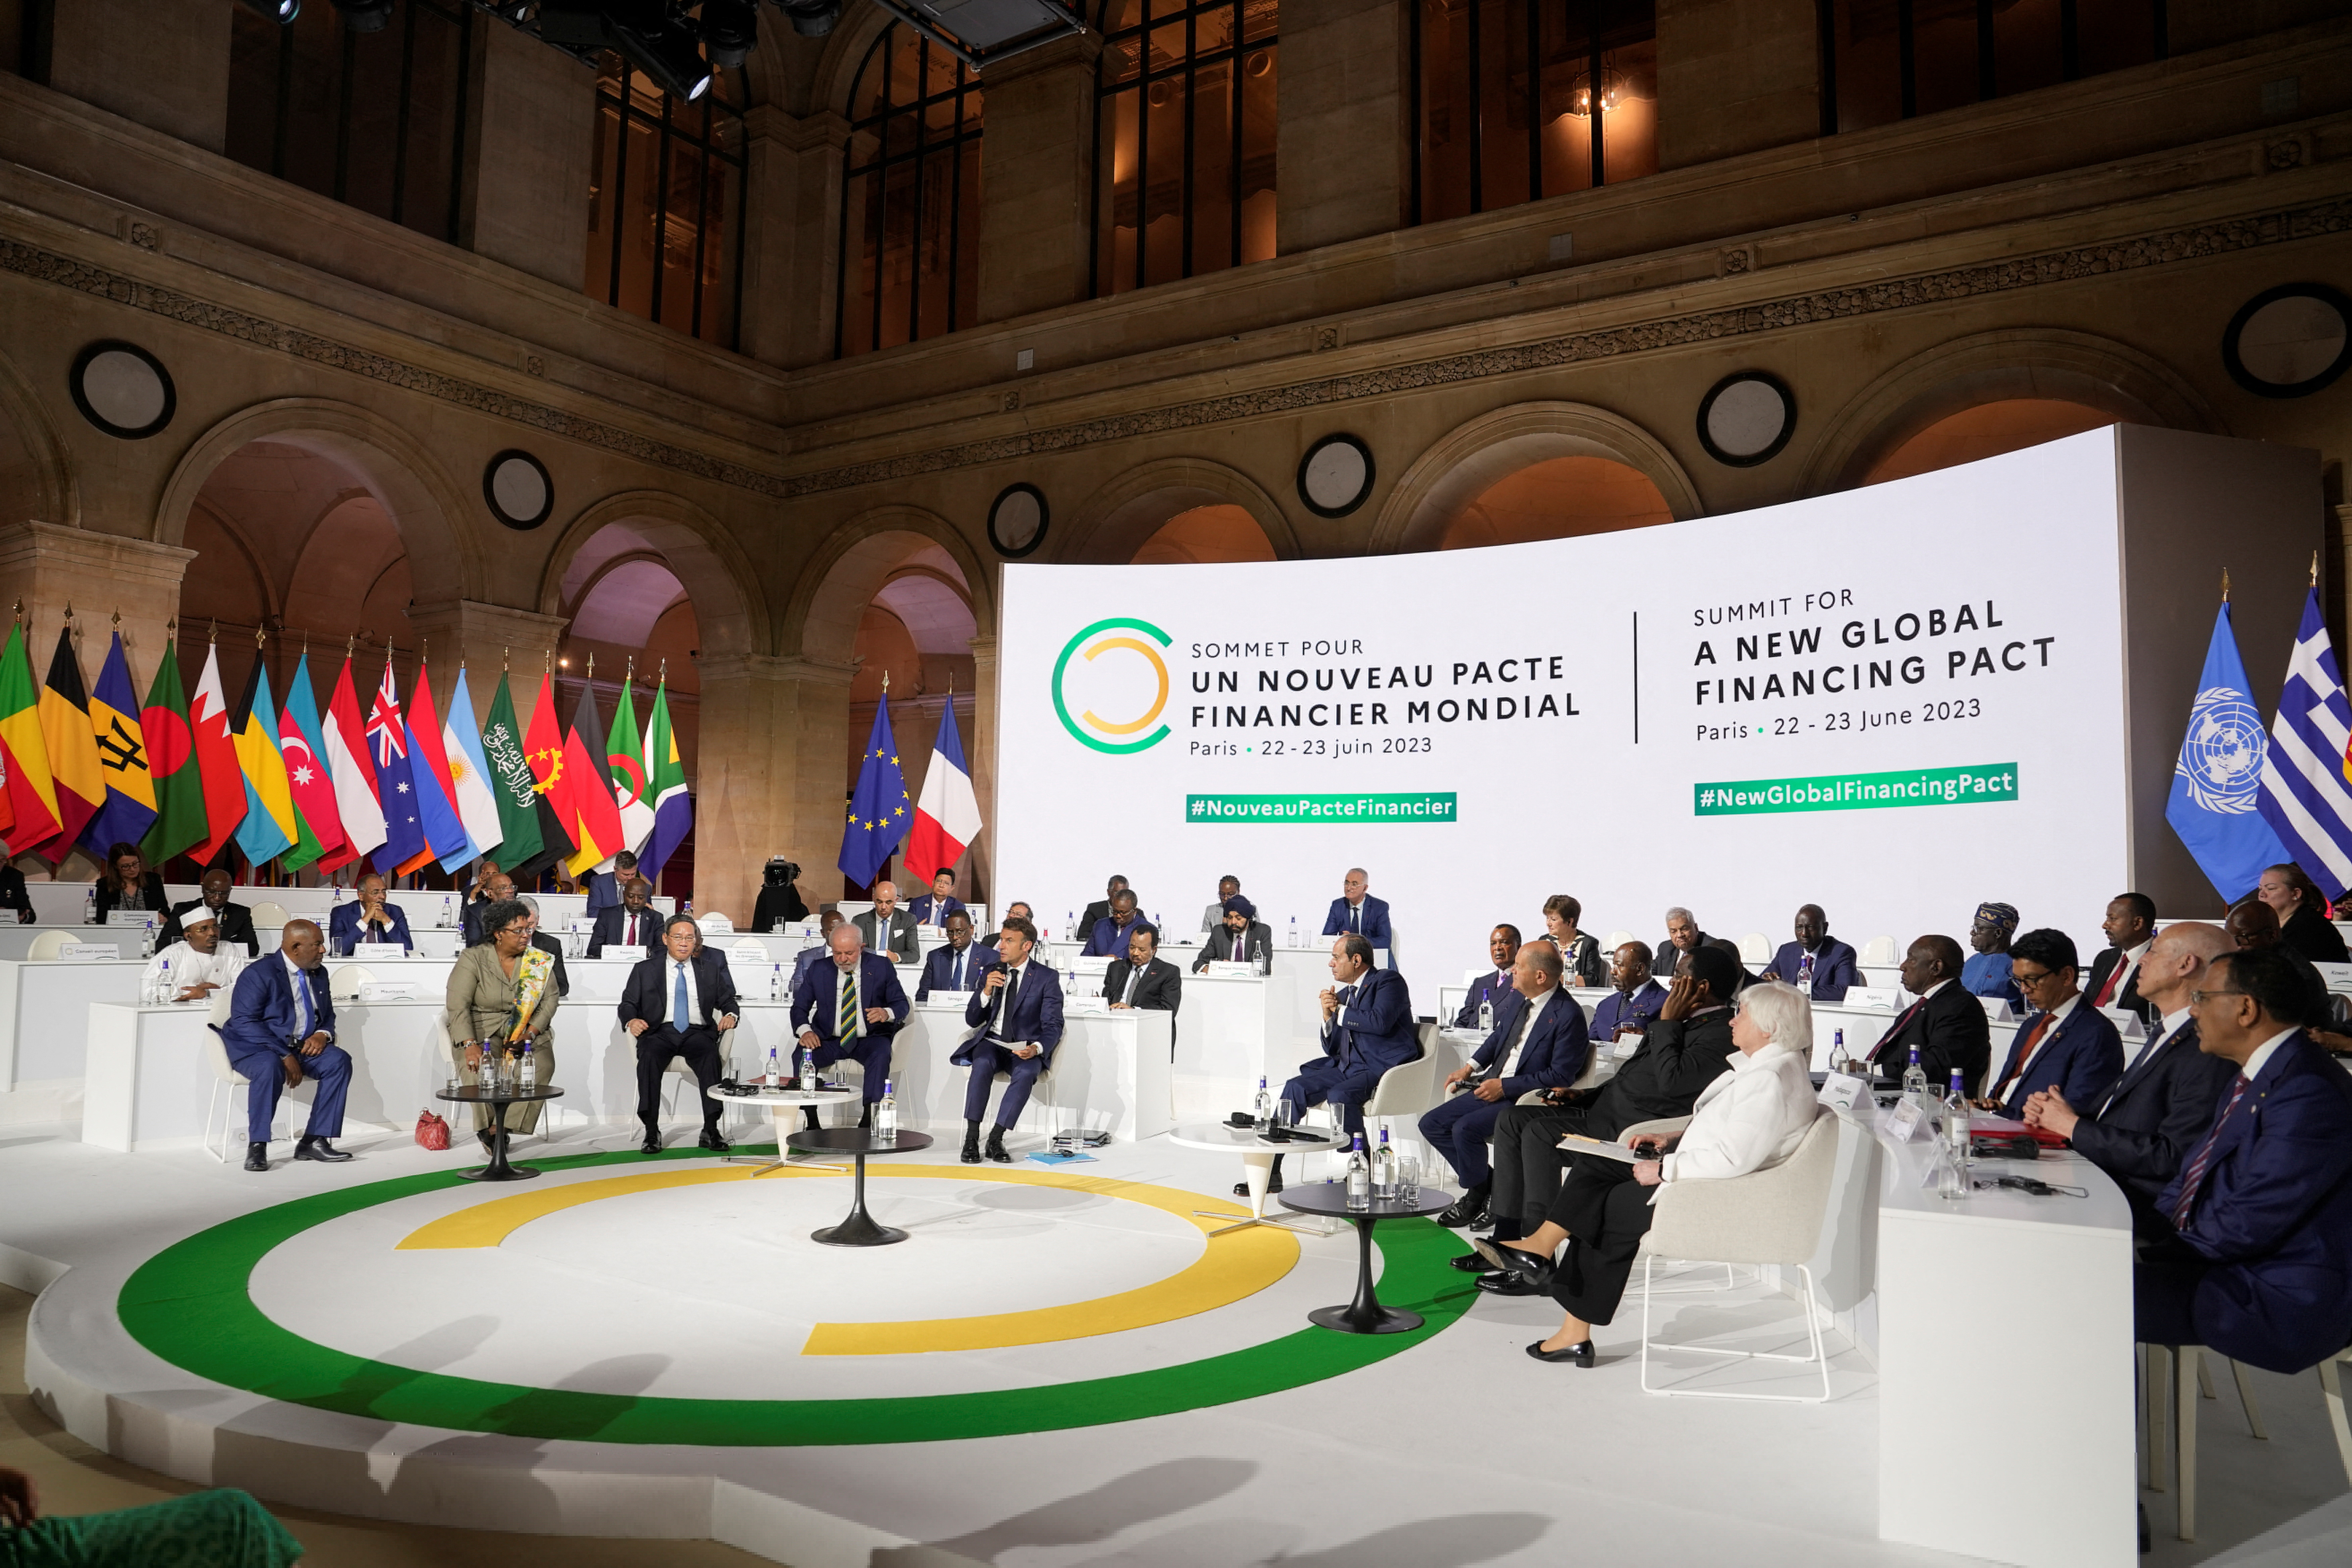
[627,913,638,946]
[2093,956,2128,1009]
[1991,1013,2055,1100]
[1868,998,1927,1064]
[2170,1075,2252,1229]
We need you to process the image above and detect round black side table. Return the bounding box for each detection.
[1277,1180,1457,1334]
[785,1126,936,1245]
[436,1084,566,1182]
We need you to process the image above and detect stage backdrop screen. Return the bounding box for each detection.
[995,430,2128,984]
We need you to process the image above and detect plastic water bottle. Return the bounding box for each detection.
[150,958,170,1005]
[763,1045,783,1086]
[798,1041,817,1088]
[1478,999,1495,1035]
[768,963,781,1003]
[1371,1129,1398,1200]
[140,919,155,959]
[441,895,454,929]
[875,1079,899,1144]
[1288,916,1298,948]
[519,1041,538,1092]
[83,886,96,925]
[1902,1046,1928,1101]
[1828,1027,1850,1075]
[478,1048,499,1095]
[1344,1135,1371,1211]
[1252,1076,1272,1129]
[1940,1069,1971,1199]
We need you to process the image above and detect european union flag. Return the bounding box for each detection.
[2166,602,2291,901]
[838,695,912,887]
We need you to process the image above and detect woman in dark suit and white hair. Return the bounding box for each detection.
[1481,978,1820,1365]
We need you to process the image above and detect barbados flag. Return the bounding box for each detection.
[80,631,157,853]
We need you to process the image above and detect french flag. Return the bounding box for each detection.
[905,703,983,882]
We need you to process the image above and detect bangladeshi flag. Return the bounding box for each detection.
[137,638,208,864]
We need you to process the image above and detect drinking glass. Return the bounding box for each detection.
[1278,1097,1299,1131]
[1396,1154,1421,1205]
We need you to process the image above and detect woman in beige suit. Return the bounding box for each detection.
[445,897,560,1151]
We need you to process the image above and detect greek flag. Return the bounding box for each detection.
[2165,603,2289,901]
[2257,587,2352,899]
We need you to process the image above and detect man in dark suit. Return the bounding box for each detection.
[462,873,516,947]
[159,868,260,958]
[954,916,1064,1163]
[1078,877,1129,944]
[582,849,638,924]
[907,868,968,931]
[0,862,33,923]
[918,910,999,1001]
[1761,903,1860,1001]
[2138,946,2352,1375]
[792,923,911,1129]
[1982,927,2125,1115]
[623,913,742,1154]
[977,902,1031,952]
[1864,935,1992,1092]
[328,871,413,955]
[217,920,352,1173]
[588,877,659,958]
[1658,906,1711,979]
[1454,925,1521,1028]
[1081,888,1155,958]
[517,895,571,998]
[1423,942,1590,1226]
[1321,868,1393,959]
[792,909,848,988]
[1588,940,1668,1042]
[1103,925,1182,1017]
[1193,896,1271,972]
[2026,922,2238,1239]
[1258,935,1415,1189]
[852,881,919,964]
[2082,891,2159,1028]
[2224,898,2338,1039]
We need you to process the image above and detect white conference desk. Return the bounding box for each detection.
[0,960,147,1116]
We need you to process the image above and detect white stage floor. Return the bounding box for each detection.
[0,1121,2344,1567]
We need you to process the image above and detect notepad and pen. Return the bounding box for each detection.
[1555,1133,1662,1163]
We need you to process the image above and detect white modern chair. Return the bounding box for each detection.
[249,900,293,930]
[27,929,71,960]
[730,936,767,960]
[1737,932,1772,965]
[1860,935,1899,966]
[661,1023,739,1127]
[2142,1340,2293,1540]
[203,988,312,1162]
[1631,1106,1842,1402]
[327,964,376,1001]
[1602,931,1634,955]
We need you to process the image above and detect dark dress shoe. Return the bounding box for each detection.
[478,1128,498,1152]
[639,1133,663,1155]
[1474,1237,1556,1290]
[1235,1171,1285,1198]
[961,1135,982,1164]
[243,1142,269,1173]
[295,1137,352,1163]
[1435,1195,1489,1229]
[698,1129,731,1153]
[1526,1339,1595,1366]
[983,1129,1012,1164]
[1449,1251,1492,1273]
[1477,1272,1539,1297]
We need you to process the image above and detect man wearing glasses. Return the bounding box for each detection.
[1979,927,2123,1117]
[2136,946,2352,1376]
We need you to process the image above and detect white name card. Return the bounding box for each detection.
[2098,1005,2147,1043]
[358,981,420,1001]
[927,990,973,1004]
[601,945,647,963]
[568,918,598,933]
[59,943,120,961]
[1074,956,1112,976]
[2319,962,2352,995]
[1846,986,1902,1010]
[1882,1098,1931,1141]
[1064,997,1110,1015]
[1817,1071,1872,1112]
[1205,961,1258,978]
[107,910,156,927]
[697,914,734,933]
[1979,995,2017,1023]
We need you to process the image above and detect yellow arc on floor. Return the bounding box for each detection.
[391,1162,1295,1356]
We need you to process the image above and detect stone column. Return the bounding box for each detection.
[1655,0,1822,170]
[739,106,849,369]
[694,654,857,924]
[975,34,1100,325]
[460,22,599,291]
[405,600,570,726]
[1274,0,1407,256]
[42,0,232,153]
[0,522,195,878]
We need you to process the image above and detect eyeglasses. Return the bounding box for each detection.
[2012,968,2059,988]
[497,925,531,939]
[2189,988,2248,1006]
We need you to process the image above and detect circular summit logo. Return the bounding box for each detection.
[1052,617,1172,754]
[2175,685,2267,813]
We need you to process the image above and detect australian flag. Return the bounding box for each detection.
[838,694,911,888]
[365,659,427,872]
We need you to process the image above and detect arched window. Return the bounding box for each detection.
[836,23,984,358]
[1821,0,2165,131]
[1091,0,1280,297]
[1410,0,1657,225]
[585,56,748,349]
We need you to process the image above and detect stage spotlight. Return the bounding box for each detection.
[330,0,394,30]
[235,0,300,22]
[605,2,714,101]
[776,0,842,38]
[700,0,757,67]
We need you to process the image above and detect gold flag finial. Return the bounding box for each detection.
[2222,568,2231,604]
[883,669,891,694]
[112,608,120,628]
[208,618,217,644]
[166,616,177,639]
[2313,551,2321,588]
[255,622,265,649]
[62,601,72,622]
[503,645,510,672]
[659,657,667,682]
[586,651,595,682]
[544,647,551,674]
[625,654,634,683]
[346,632,356,657]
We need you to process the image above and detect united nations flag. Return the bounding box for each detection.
[2166,602,2291,900]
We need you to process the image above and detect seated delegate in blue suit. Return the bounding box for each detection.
[2139,946,2352,1375]
[907,868,969,932]
[1589,940,1669,1041]
[917,911,1000,1000]
[1081,890,1156,958]
[790,923,909,1123]
[328,873,413,956]
[1962,901,2022,1005]
[1453,925,1522,1027]
[953,917,1064,1163]
[1420,943,1589,1219]
[216,921,354,1173]
[1257,935,1416,1192]
[1321,868,1393,962]
[581,851,637,923]
[1982,927,2124,1116]
[1761,904,1860,1001]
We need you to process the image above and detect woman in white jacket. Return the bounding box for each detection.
[1483,979,1821,1366]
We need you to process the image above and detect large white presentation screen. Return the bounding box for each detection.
[997,431,2128,985]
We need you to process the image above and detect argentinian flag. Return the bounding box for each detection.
[2166,603,2290,901]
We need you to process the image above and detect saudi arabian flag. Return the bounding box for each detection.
[639,677,691,882]
[478,671,544,875]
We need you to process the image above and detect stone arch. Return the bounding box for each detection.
[1058,457,1300,565]
[537,490,769,659]
[810,4,899,117]
[1372,401,1703,555]
[0,343,75,529]
[1797,328,2218,494]
[153,397,485,606]
[786,504,994,665]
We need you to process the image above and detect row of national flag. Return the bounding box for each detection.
[2168,577,2352,904]
[0,622,691,884]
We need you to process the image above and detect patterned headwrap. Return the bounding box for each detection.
[1972,901,2020,939]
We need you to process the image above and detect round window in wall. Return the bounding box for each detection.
[69,342,176,440]
[2222,283,2352,399]
[1695,372,1795,467]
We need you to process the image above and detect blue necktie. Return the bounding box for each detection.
[293,965,312,1041]
[672,962,689,1031]
[951,950,963,990]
